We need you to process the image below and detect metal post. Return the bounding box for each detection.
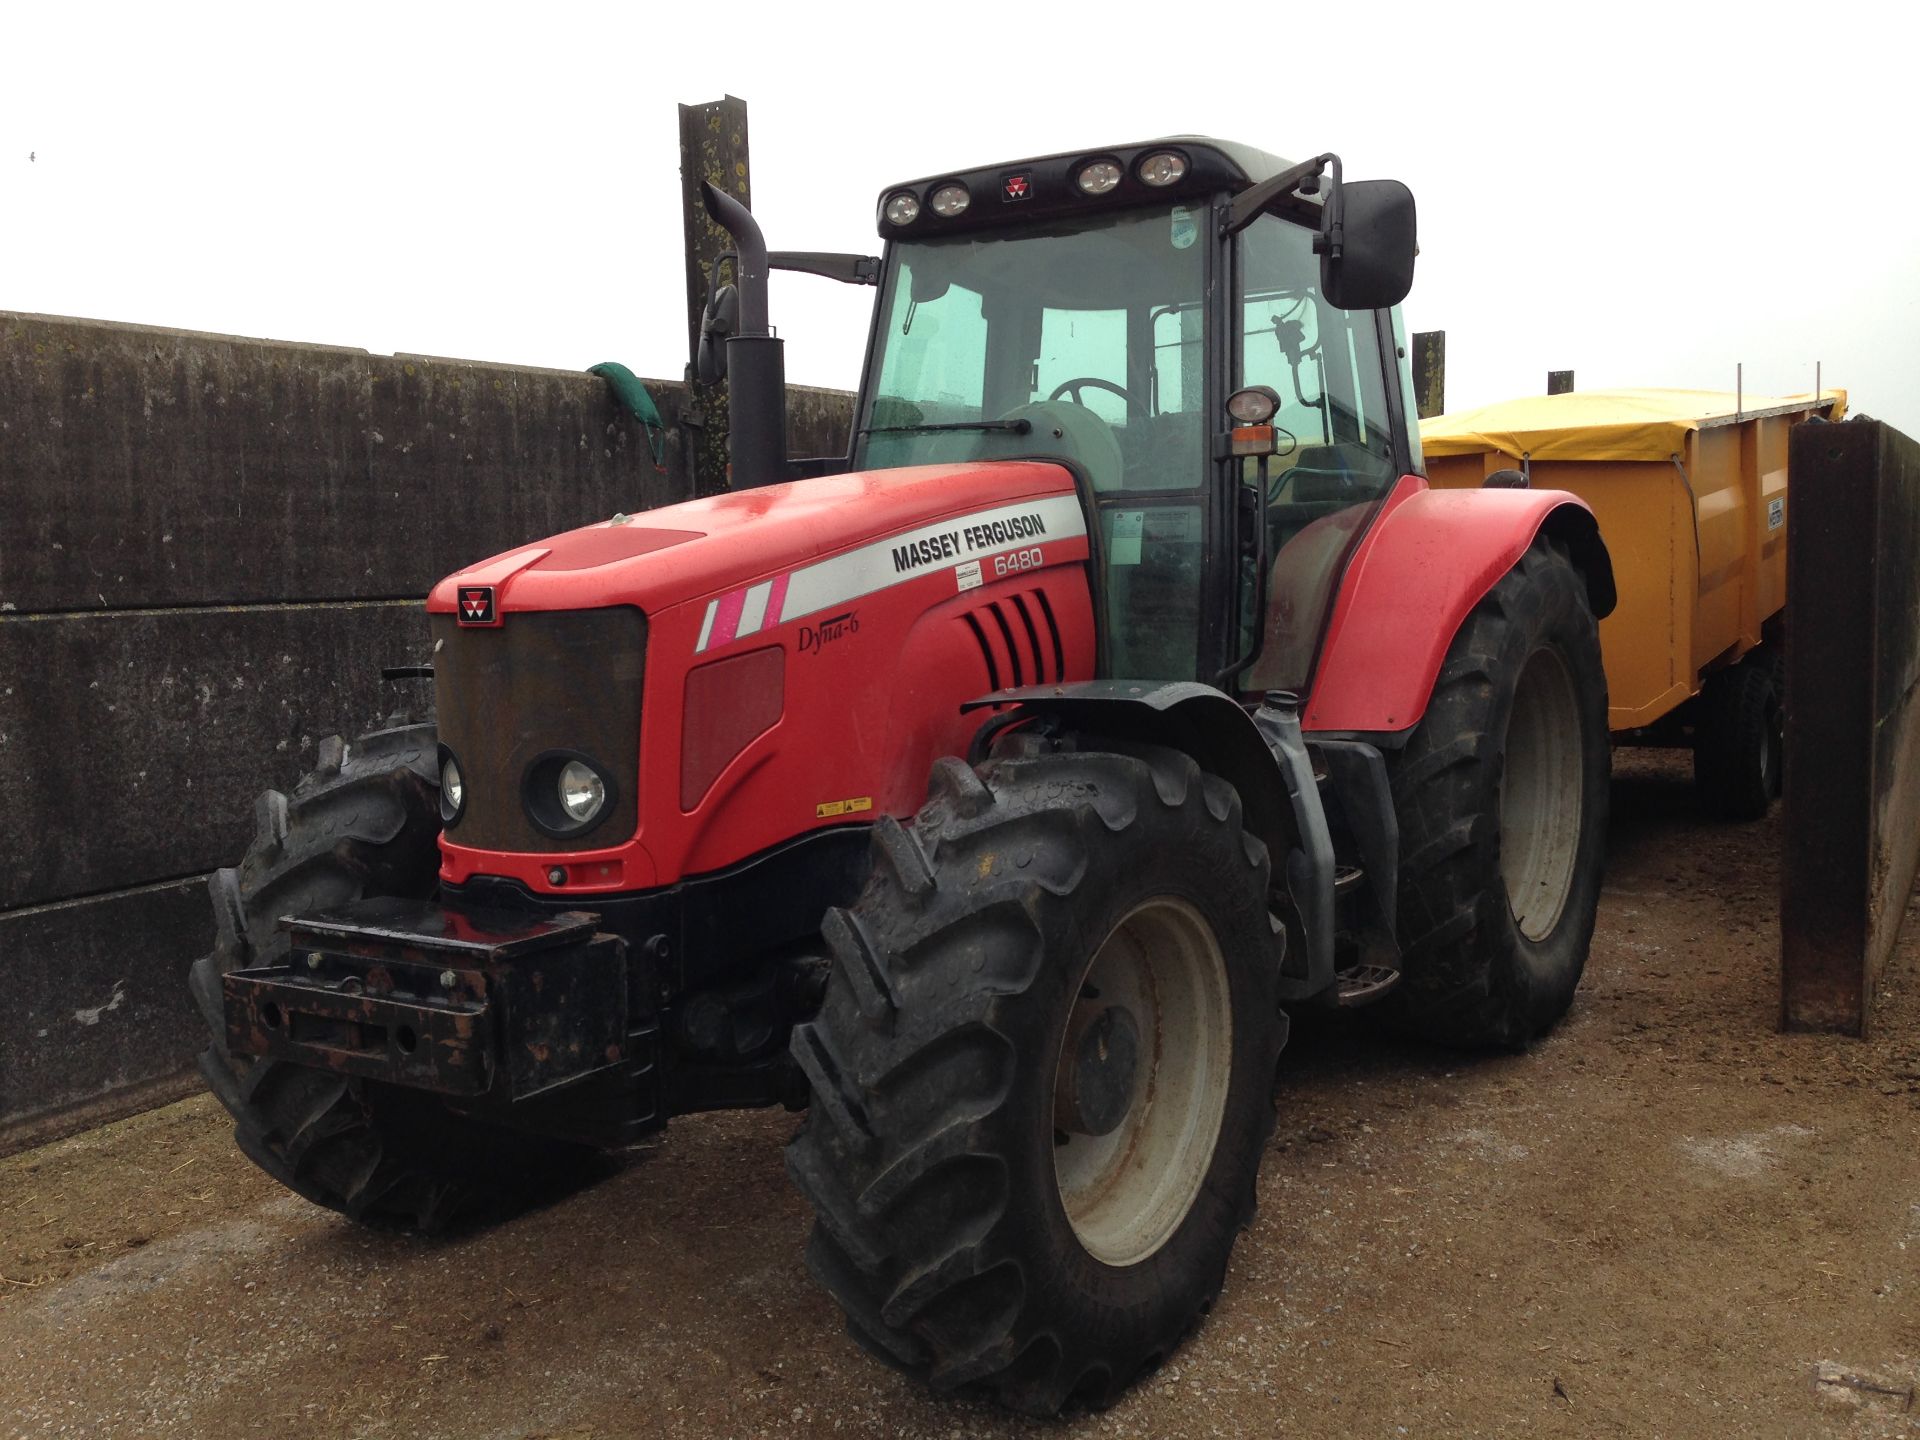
[1547,370,1574,396]
[679,95,751,495]
[1410,330,1445,419]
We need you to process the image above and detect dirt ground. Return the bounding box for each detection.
[3,751,1918,1439]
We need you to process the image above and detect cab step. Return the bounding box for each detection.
[1330,962,1401,1007]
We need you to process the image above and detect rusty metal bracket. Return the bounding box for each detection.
[223,897,630,1101]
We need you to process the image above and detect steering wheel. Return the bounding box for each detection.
[1047,375,1139,409]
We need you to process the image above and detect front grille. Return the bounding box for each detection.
[431,608,646,854]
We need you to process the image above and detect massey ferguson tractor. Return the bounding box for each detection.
[193,138,1615,1415]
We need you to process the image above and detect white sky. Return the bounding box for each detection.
[4,1,1916,435]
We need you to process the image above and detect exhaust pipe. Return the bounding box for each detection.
[700,182,787,489]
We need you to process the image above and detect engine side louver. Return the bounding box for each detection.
[961,589,1060,692]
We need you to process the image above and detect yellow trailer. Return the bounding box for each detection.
[1422,387,1846,817]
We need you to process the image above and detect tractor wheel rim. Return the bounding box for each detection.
[1051,896,1232,1267]
[1500,644,1583,942]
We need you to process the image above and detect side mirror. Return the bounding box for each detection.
[695,282,739,384]
[1320,179,1416,311]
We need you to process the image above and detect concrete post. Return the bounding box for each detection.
[1780,418,1920,1035]
[678,95,751,496]
[1410,330,1445,419]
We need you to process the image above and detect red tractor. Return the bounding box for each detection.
[195,138,1614,1415]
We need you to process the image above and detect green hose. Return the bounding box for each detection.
[588,361,666,466]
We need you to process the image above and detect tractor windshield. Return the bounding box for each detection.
[856,204,1214,678]
[855,203,1209,495]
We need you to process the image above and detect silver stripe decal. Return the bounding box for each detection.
[737,580,772,637]
[779,494,1085,627]
[694,599,718,653]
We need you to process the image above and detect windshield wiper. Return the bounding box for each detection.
[859,418,1032,437]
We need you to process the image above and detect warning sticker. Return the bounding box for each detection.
[816,796,874,819]
[1767,496,1785,531]
[956,559,983,592]
[1110,510,1144,566]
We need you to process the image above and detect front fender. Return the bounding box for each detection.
[1304,475,1615,736]
[965,681,1296,867]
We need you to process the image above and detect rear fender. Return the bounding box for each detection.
[1303,475,1615,737]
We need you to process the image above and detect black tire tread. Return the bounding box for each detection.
[1383,542,1610,1048]
[1693,651,1779,821]
[787,743,1281,1415]
[192,723,587,1231]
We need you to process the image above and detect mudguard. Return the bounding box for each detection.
[965,681,1297,868]
[1304,474,1615,737]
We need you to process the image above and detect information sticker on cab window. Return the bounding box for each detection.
[1110,510,1144,565]
[1170,206,1197,250]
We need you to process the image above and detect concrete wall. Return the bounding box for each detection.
[1780,417,1920,1035]
[0,311,853,1150]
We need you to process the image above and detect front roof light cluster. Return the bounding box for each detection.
[883,190,921,226]
[1137,150,1189,187]
[929,183,971,217]
[1076,159,1122,195]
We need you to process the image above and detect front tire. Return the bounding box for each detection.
[1384,540,1610,1047]
[786,745,1284,1415]
[188,723,593,1230]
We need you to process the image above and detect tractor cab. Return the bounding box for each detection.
[847,139,1421,687]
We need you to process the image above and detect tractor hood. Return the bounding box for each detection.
[426,460,1087,639]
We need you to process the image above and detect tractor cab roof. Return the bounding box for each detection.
[874,136,1304,238]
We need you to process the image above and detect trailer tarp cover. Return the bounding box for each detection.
[1421,387,1848,464]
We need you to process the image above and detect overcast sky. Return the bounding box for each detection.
[4,2,1915,436]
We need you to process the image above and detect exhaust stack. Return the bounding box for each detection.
[700,182,788,489]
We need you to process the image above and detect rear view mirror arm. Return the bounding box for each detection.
[1224,152,1337,235]
[770,251,881,286]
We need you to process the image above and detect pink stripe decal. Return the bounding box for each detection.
[764,572,791,627]
[708,588,747,649]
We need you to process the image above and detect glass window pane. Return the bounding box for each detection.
[856,205,1207,497]
[1238,214,1399,694]
[857,204,1214,681]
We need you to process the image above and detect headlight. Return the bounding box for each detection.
[883,190,921,225]
[558,760,606,824]
[929,183,970,217]
[1137,151,1188,187]
[1077,160,1122,195]
[438,749,464,826]
[521,751,616,840]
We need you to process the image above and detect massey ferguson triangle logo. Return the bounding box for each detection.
[1003,172,1031,202]
[457,586,496,625]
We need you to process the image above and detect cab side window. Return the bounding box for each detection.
[1239,215,1399,694]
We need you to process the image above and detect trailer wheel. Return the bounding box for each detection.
[786,745,1284,1415]
[1692,650,1781,820]
[188,723,592,1231]
[1384,540,1610,1047]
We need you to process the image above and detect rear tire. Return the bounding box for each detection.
[786,744,1284,1415]
[189,723,594,1231]
[1383,541,1610,1047]
[1692,649,1781,820]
